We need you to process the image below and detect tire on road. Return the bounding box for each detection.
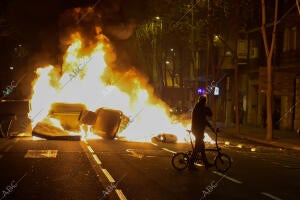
[172,152,189,171]
[214,153,231,173]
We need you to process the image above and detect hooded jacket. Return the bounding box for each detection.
[191,99,213,135]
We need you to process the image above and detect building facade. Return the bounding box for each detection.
[236,1,300,131]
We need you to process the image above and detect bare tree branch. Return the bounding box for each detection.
[269,0,278,60]
[296,0,300,15]
[261,0,269,57]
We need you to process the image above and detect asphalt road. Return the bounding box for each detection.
[1,135,300,200]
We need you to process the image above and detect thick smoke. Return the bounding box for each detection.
[58,0,139,70]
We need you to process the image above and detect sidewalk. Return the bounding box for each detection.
[222,125,300,151]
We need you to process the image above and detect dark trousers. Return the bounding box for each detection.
[190,132,209,166]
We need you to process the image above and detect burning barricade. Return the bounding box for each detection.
[27,26,211,143]
[33,103,130,140]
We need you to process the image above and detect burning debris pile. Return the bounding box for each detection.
[33,103,129,140]
[27,7,214,144]
[28,28,190,142]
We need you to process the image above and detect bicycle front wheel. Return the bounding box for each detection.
[172,152,189,171]
[214,153,231,173]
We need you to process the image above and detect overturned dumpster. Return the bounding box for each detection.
[91,108,129,139]
[48,103,86,132]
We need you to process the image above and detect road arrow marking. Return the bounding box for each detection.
[126,149,144,159]
[24,150,58,158]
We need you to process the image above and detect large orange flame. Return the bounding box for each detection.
[29,30,213,143]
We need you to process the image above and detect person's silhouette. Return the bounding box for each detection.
[189,95,214,170]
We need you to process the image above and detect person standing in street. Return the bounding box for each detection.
[189,95,214,170]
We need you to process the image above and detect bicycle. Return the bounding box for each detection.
[171,128,231,173]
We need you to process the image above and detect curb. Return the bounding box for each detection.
[241,136,300,151]
[223,131,300,151]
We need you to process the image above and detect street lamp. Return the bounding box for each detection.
[150,16,163,90]
[213,35,220,42]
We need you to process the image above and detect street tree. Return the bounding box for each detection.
[201,0,251,130]
[134,0,193,88]
[260,0,278,140]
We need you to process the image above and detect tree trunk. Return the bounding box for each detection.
[261,0,278,140]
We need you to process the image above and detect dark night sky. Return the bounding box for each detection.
[0,0,151,97]
[1,0,149,72]
[1,0,86,71]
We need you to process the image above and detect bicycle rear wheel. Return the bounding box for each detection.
[214,153,231,173]
[172,152,189,171]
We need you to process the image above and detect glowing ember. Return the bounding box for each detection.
[204,133,215,144]
[28,30,213,143]
[186,132,215,145]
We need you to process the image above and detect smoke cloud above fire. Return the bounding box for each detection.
[24,0,217,144]
[26,1,193,143]
[58,0,140,71]
[56,4,154,104]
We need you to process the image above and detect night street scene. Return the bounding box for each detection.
[1,0,300,199]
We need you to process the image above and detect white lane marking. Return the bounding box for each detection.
[115,189,127,200]
[150,142,158,146]
[87,146,94,153]
[92,154,102,165]
[102,169,115,183]
[261,192,283,200]
[146,155,156,158]
[161,148,176,154]
[212,171,243,184]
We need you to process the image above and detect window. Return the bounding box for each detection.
[283,26,297,52]
[249,39,258,58]
[237,40,248,59]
